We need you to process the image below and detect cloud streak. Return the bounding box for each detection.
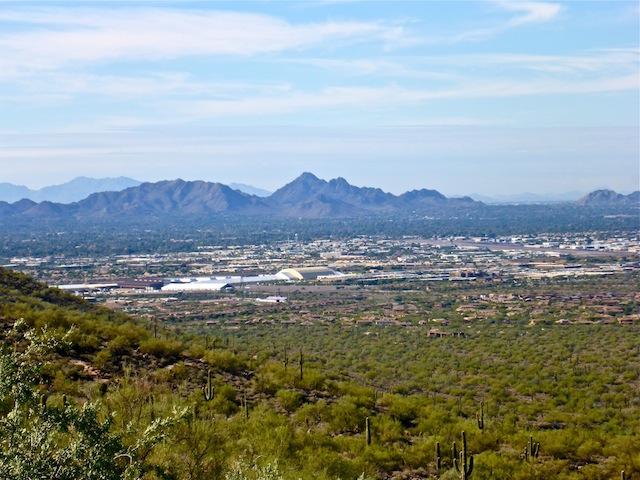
[3,46,635,129]
[0,7,406,75]
[446,1,562,43]
[178,73,637,123]
[496,1,562,26]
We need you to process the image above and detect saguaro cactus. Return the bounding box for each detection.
[525,435,540,461]
[476,401,484,430]
[436,441,441,470]
[452,440,457,466]
[283,345,289,372]
[453,431,474,479]
[299,348,304,381]
[203,369,214,401]
[365,417,371,446]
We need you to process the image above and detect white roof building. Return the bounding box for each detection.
[159,267,342,292]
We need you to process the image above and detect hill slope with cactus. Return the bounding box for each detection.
[0,267,638,479]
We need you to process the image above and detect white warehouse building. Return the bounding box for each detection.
[160,267,342,293]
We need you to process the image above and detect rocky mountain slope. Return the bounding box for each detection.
[0,173,480,220]
[575,189,639,206]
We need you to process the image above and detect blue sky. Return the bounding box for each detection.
[0,1,638,196]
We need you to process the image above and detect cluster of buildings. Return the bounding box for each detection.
[57,266,343,294]
[3,232,637,330]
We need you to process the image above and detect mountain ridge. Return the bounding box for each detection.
[0,176,142,204]
[575,189,640,206]
[0,173,636,221]
[1,172,477,220]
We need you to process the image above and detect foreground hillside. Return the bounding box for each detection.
[1,267,639,479]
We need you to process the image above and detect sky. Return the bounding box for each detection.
[0,1,638,196]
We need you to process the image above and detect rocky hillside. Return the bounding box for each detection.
[575,189,639,206]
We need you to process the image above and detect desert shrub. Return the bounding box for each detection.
[276,389,303,413]
[294,369,326,391]
[93,349,112,371]
[105,323,148,356]
[327,396,369,435]
[225,459,284,480]
[139,338,185,360]
[293,400,327,428]
[380,393,421,427]
[204,349,247,373]
[362,444,403,473]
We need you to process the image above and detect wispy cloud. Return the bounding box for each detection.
[2,53,635,130]
[0,1,635,194]
[285,48,639,79]
[496,1,562,27]
[0,2,565,78]
[179,71,637,122]
[0,7,407,75]
[446,1,562,43]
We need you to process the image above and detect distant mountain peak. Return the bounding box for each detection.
[331,176,349,186]
[268,172,328,206]
[575,189,639,206]
[229,183,272,197]
[299,172,321,181]
[0,176,142,204]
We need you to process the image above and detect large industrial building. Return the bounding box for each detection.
[161,274,280,292]
[160,267,342,292]
[276,266,340,281]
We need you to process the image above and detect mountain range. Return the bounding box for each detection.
[0,172,478,220]
[0,176,141,204]
[0,174,636,221]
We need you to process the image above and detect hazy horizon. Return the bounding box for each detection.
[1,172,636,201]
[1,1,638,196]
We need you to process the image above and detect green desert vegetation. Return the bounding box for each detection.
[0,266,639,479]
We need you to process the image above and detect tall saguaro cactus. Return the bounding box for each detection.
[203,369,214,401]
[525,435,540,461]
[365,417,371,446]
[283,345,289,372]
[435,441,441,470]
[476,401,484,431]
[299,348,304,381]
[453,431,474,480]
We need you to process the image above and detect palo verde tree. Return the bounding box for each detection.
[0,320,184,480]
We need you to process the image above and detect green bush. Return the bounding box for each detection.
[139,338,185,360]
[276,389,304,413]
[204,349,247,373]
